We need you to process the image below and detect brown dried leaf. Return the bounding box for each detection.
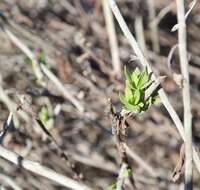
[172,144,185,182]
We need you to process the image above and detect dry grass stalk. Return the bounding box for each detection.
[0,173,22,190]
[147,0,160,53]
[0,146,92,190]
[176,0,193,189]
[135,15,147,55]
[116,162,128,190]
[102,0,121,77]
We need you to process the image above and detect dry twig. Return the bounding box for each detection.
[0,173,22,190]
[102,0,121,77]
[0,146,92,190]
[147,0,160,53]
[176,0,193,189]
[116,162,128,190]
[0,112,13,144]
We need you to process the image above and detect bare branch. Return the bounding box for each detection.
[147,0,160,53]
[0,146,92,190]
[176,0,193,189]
[102,0,121,77]
[0,173,22,190]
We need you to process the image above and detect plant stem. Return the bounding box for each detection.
[176,0,193,189]
[0,146,92,190]
[147,0,160,53]
[102,0,121,77]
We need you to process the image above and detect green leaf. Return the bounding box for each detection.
[38,50,46,65]
[24,57,32,65]
[124,66,132,84]
[138,102,144,108]
[133,89,140,105]
[38,106,49,124]
[125,86,133,101]
[152,96,161,105]
[123,168,132,177]
[132,67,140,77]
[120,66,160,113]
[126,79,136,90]
[124,103,140,113]
[107,182,116,190]
[131,67,140,85]
[137,67,149,88]
[119,94,139,112]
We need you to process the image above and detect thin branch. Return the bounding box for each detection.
[125,144,158,178]
[0,146,92,190]
[135,15,147,55]
[3,28,44,85]
[0,112,13,143]
[151,2,173,26]
[0,173,22,190]
[107,0,200,174]
[147,0,160,53]
[172,0,197,32]
[116,162,128,190]
[102,0,121,77]
[40,64,84,113]
[176,0,193,189]
[0,82,29,123]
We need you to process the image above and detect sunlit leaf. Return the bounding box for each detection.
[124,66,132,84]
[137,66,149,88]
[152,96,161,105]
[119,66,160,113]
[124,103,140,113]
[125,86,133,101]
[133,89,140,105]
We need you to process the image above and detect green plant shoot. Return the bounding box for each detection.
[107,182,116,190]
[38,106,49,124]
[38,50,46,65]
[122,168,132,177]
[119,66,160,113]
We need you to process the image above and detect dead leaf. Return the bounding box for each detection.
[172,144,185,182]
